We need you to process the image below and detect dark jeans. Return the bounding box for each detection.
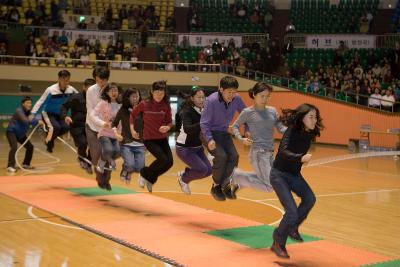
[270,168,316,246]
[6,132,33,168]
[208,131,239,187]
[85,124,111,185]
[141,138,173,184]
[99,136,120,162]
[70,126,90,163]
[176,145,212,183]
[43,113,69,149]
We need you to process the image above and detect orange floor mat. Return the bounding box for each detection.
[0,174,394,267]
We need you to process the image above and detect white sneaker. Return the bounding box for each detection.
[145,180,153,193]
[177,171,191,195]
[7,167,16,173]
[138,175,145,188]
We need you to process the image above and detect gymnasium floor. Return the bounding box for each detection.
[0,132,399,266]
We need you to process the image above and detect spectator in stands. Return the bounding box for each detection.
[7,6,20,23]
[180,36,190,51]
[368,88,382,108]
[64,16,77,29]
[263,11,273,32]
[55,31,67,46]
[166,15,176,31]
[237,5,247,19]
[119,4,129,21]
[50,0,59,23]
[250,10,259,24]
[56,50,66,66]
[106,4,113,22]
[87,17,97,30]
[381,88,395,111]
[75,34,85,48]
[25,5,35,20]
[77,18,87,29]
[285,21,295,34]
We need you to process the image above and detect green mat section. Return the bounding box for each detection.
[206,225,320,249]
[67,186,138,197]
[361,259,400,267]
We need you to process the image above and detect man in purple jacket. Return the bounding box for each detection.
[200,76,247,201]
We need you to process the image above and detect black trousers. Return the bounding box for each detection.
[141,138,173,184]
[70,126,90,163]
[42,113,69,149]
[7,132,33,168]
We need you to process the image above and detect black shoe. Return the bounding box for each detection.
[97,181,107,189]
[46,143,53,153]
[104,183,112,191]
[210,184,226,201]
[222,183,238,200]
[289,228,304,242]
[270,241,290,259]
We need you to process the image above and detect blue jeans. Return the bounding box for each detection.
[176,145,212,183]
[121,144,145,173]
[208,131,239,187]
[99,136,120,162]
[270,168,316,246]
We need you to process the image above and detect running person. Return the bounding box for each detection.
[176,86,212,195]
[200,76,247,201]
[231,82,286,192]
[86,66,112,190]
[31,70,78,153]
[113,88,145,184]
[269,103,324,259]
[60,78,95,174]
[130,80,173,192]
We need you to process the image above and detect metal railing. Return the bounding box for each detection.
[0,54,221,72]
[0,54,398,113]
[1,23,269,47]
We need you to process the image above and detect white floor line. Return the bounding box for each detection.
[27,206,82,230]
[318,165,400,177]
[147,190,284,226]
[256,188,400,202]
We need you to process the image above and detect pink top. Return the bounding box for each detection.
[92,100,121,138]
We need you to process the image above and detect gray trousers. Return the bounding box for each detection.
[232,146,274,192]
[85,124,111,185]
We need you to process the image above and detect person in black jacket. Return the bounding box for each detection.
[269,103,324,259]
[112,88,145,184]
[60,78,95,174]
[175,86,212,195]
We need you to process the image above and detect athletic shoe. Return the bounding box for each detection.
[7,166,16,173]
[110,160,116,171]
[138,175,152,192]
[177,171,191,195]
[270,241,290,259]
[104,183,112,191]
[96,159,106,174]
[22,165,35,170]
[79,160,93,174]
[120,169,130,184]
[210,184,226,201]
[288,228,304,242]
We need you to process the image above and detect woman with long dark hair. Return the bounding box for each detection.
[270,103,324,259]
[113,88,144,184]
[130,80,173,192]
[176,86,212,194]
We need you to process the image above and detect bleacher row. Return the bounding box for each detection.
[290,0,379,33]
[191,0,268,33]
[3,0,174,31]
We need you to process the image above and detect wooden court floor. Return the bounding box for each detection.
[0,133,399,266]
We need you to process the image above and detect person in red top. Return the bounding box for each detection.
[130,80,173,192]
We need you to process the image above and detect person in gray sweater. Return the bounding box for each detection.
[231,82,286,192]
